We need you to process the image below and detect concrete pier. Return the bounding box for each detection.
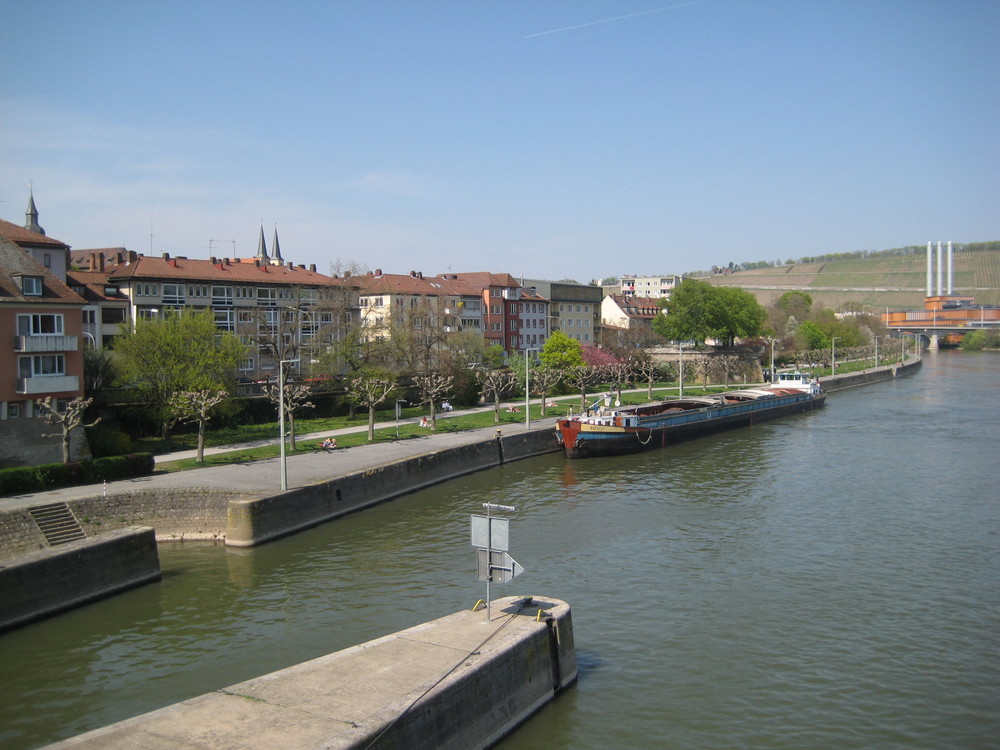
[45,595,577,750]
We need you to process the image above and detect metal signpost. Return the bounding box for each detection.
[471,502,523,621]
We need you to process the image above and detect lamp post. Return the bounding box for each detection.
[81,331,97,349]
[873,335,880,369]
[831,337,840,376]
[524,348,539,429]
[769,338,775,383]
[279,358,299,491]
[678,342,684,398]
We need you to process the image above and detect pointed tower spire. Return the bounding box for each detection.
[25,186,45,235]
[255,224,269,263]
[271,226,284,264]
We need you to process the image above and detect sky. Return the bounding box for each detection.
[2,1,998,283]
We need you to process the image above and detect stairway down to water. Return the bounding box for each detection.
[29,503,86,546]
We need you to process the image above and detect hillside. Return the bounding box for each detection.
[696,245,1000,311]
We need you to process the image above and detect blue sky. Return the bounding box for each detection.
[2,1,997,283]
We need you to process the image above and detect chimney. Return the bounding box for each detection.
[210,256,217,265]
[310,264,317,272]
[162,252,170,261]
[410,270,417,277]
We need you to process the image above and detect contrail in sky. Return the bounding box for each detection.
[525,0,711,38]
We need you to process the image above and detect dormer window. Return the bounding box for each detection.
[20,276,43,296]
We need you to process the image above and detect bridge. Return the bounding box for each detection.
[882,294,1000,348]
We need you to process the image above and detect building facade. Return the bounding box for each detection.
[0,204,88,466]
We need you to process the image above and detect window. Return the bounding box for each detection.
[188,285,208,298]
[20,276,43,296]
[102,308,126,324]
[215,310,235,331]
[212,286,233,306]
[235,286,253,299]
[43,253,52,268]
[137,283,159,296]
[257,287,276,306]
[509,320,518,331]
[17,314,64,336]
[7,402,22,418]
[239,357,255,372]
[18,354,66,377]
[162,284,185,305]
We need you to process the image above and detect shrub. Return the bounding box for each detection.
[86,424,133,457]
[0,453,155,496]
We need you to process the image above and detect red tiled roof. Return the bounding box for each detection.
[356,271,480,297]
[0,218,70,249]
[0,237,86,306]
[105,254,344,287]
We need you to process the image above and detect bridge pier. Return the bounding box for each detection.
[927,334,939,350]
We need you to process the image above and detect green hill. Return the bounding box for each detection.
[696,242,1000,311]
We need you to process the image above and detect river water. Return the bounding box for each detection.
[1,350,997,749]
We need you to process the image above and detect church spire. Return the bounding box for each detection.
[255,224,269,263]
[25,186,45,235]
[271,226,284,264]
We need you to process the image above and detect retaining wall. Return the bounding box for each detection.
[228,428,560,547]
[0,527,161,632]
[820,357,922,392]
[45,595,577,750]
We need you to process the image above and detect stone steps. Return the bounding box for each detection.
[28,503,85,546]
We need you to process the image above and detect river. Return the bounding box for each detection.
[1,350,997,749]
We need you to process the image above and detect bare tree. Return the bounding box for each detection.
[346,371,397,441]
[262,381,315,450]
[35,396,99,463]
[167,389,228,463]
[478,369,518,423]
[530,366,562,416]
[413,372,454,429]
[564,365,603,410]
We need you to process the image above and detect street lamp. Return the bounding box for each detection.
[82,331,97,349]
[279,358,299,491]
[831,337,840,375]
[873,335,880,369]
[678,342,684,398]
[524,348,539,429]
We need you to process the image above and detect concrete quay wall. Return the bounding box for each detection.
[0,527,161,633]
[227,427,560,547]
[45,595,577,750]
[819,357,922,392]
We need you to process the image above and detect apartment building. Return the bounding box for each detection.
[601,294,663,331]
[619,274,683,299]
[0,209,88,466]
[69,232,357,383]
[521,278,603,346]
[439,272,528,353]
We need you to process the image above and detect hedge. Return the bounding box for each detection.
[0,454,155,497]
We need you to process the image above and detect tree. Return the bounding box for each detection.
[653,279,766,346]
[796,320,829,350]
[530,366,562,416]
[413,372,454,429]
[346,369,397,441]
[580,344,618,367]
[167,389,228,463]
[35,396,99,463]
[113,308,247,439]
[540,330,584,370]
[83,347,118,399]
[564,365,602,410]
[477,369,518,423]
[261,381,315,450]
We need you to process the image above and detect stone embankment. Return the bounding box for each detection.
[44,595,578,750]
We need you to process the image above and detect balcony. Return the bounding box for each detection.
[16,375,80,395]
[14,335,78,353]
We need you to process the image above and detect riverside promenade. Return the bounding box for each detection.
[1,406,564,514]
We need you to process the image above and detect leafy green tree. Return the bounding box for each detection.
[796,320,829,350]
[113,308,247,439]
[540,330,584,370]
[654,279,766,346]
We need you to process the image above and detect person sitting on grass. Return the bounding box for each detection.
[420,416,431,428]
[320,437,337,452]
